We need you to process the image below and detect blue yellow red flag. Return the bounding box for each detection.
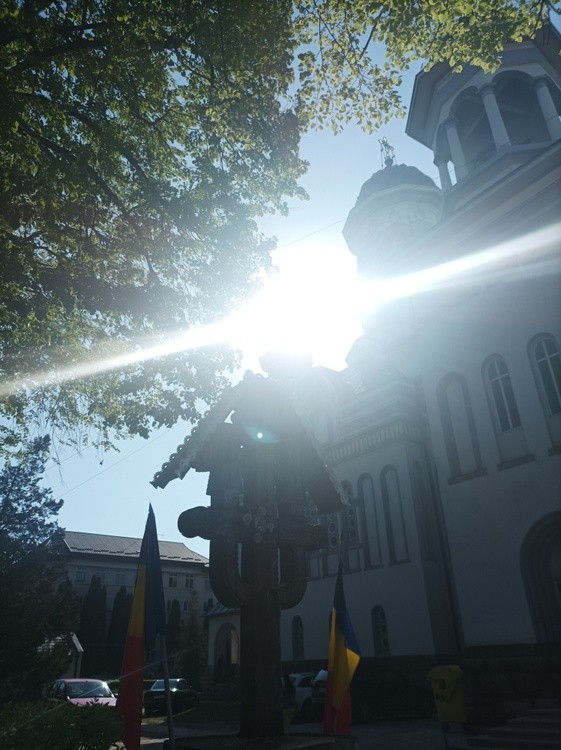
[323,563,361,735]
[117,505,166,749]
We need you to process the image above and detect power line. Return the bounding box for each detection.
[52,425,182,501]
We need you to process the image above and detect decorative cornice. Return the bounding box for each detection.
[325,419,424,465]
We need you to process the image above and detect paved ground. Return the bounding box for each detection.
[141,717,473,750]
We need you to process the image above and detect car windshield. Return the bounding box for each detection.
[68,681,112,698]
[150,678,184,691]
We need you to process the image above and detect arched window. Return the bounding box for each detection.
[495,72,550,144]
[452,87,495,172]
[482,355,532,466]
[358,474,381,568]
[380,466,409,564]
[529,334,561,450]
[371,606,390,656]
[437,373,486,482]
[531,335,561,415]
[292,616,304,660]
[484,355,521,432]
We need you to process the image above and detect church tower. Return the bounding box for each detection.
[406,25,561,220]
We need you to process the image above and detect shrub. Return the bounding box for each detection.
[0,700,124,749]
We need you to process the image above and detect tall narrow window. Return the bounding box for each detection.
[485,356,521,431]
[437,373,486,481]
[482,355,533,466]
[534,336,561,415]
[529,334,561,451]
[380,466,409,564]
[292,616,304,660]
[452,88,495,171]
[358,474,381,568]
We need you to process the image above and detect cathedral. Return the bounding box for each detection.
[280,23,561,661]
[160,25,561,718]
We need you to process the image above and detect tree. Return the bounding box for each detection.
[1,1,554,454]
[79,574,107,676]
[178,593,207,690]
[166,598,182,672]
[0,436,80,704]
[106,585,132,677]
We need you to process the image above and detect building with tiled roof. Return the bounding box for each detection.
[58,530,212,620]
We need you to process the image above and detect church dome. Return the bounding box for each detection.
[343,163,442,278]
[355,164,438,206]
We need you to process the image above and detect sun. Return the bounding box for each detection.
[223,242,365,372]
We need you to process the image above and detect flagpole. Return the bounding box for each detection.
[160,633,176,750]
[323,533,361,736]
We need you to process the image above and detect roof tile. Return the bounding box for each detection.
[63,530,208,564]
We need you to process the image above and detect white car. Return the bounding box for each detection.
[289,672,316,719]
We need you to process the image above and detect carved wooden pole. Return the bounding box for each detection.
[156,375,342,739]
[239,538,284,736]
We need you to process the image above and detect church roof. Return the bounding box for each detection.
[355,164,438,205]
[62,530,208,564]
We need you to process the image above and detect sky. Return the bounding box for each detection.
[46,64,438,558]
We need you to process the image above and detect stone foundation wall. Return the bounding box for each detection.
[460,644,561,724]
[283,643,561,726]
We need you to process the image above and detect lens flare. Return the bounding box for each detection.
[1,222,559,399]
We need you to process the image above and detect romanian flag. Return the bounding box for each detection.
[117,505,166,750]
[323,563,361,735]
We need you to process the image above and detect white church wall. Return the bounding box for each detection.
[406,265,561,646]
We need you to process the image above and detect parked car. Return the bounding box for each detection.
[47,678,117,707]
[105,678,155,697]
[311,663,433,723]
[289,672,316,719]
[142,678,199,715]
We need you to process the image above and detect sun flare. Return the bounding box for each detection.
[1,223,559,399]
[223,243,364,372]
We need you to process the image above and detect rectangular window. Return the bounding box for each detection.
[183,601,189,611]
[75,570,85,583]
[185,576,193,589]
[204,578,210,591]
[115,572,125,585]
[168,574,178,588]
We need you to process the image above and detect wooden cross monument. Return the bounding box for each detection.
[152,370,343,737]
